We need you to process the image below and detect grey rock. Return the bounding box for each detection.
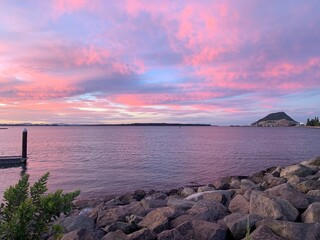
[169,214,199,229]
[146,192,167,200]
[127,228,156,240]
[61,228,95,240]
[187,200,229,222]
[240,179,260,190]
[296,180,320,193]
[265,183,309,210]
[134,189,146,201]
[138,207,179,234]
[157,221,193,240]
[102,230,128,240]
[228,194,249,214]
[249,191,299,221]
[280,164,316,178]
[103,222,135,234]
[140,198,167,209]
[249,225,285,240]
[223,213,261,240]
[301,155,320,166]
[287,175,302,185]
[213,176,232,190]
[167,197,196,210]
[98,202,147,227]
[307,189,320,196]
[202,190,231,206]
[198,185,216,192]
[256,219,320,240]
[61,215,94,233]
[181,187,196,197]
[191,220,227,240]
[302,202,320,223]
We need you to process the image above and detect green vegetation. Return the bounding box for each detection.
[0,173,80,240]
[257,112,295,122]
[306,117,320,126]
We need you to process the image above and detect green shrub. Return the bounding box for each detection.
[0,172,80,240]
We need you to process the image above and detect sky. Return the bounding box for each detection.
[0,0,319,125]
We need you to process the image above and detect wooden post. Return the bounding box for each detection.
[22,128,27,160]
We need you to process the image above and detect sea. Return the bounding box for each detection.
[0,126,319,200]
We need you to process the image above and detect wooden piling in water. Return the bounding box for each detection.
[22,128,28,160]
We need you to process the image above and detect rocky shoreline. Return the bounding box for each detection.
[54,156,320,240]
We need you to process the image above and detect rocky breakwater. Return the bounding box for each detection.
[54,156,320,240]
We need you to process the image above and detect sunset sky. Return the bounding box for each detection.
[0,0,319,125]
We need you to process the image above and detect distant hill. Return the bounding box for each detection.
[251,112,298,127]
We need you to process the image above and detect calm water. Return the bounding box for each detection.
[0,126,319,199]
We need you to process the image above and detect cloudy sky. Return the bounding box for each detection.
[0,0,319,125]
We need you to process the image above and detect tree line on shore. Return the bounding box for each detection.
[306,116,320,126]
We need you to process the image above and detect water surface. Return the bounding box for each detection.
[0,126,319,199]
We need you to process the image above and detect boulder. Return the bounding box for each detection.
[270,167,282,178]
[198,185,216,192]
[127,228,155,240]
[140,198,167,209]
[61,228,95,240]
[187,200,229,222]
[102,230,128,240]
[181,187,196,197]
[265,183,309,210]
[256,219,320,240]
[167,197,196,210]
[302,202,320,223]
[307,190,320,196]
[191,220,227,240]
[157,221,193,240]
[169,214,198,229]
[287,175,302,185]
[98,202,147,227]
[119,193,137,204]
[145,192,167,200]
[134,190,146,201]
[249,191,298,221]
[228,194,249,214]
[301,156,320,166]
[249,225,285,240]
[223,213,261,239]
[60,215,95,233]
[202,190,231,205]
[138,207,180,233]
[280,164,316,178]
[125,215,143,225]
[103,222,135,234]
[213,176,232,190]
[263,176,287,189]
[305,170,320,180]
[295,180,320,193]
[240,179,260,190]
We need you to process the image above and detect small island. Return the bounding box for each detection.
[251,112,298,127]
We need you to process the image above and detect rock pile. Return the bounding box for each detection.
[55,156,320,240]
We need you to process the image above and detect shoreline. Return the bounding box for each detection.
[53,155,320,240]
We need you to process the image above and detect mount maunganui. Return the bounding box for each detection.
[251,112,298,127]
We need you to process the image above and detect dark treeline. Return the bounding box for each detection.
[306,116,320,126]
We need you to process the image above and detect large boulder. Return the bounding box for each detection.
[191,220,227,240]
[280,164,316,178]
[187,200,229,222]
[169,214,198,228]
[295,180,320,194]
[265,183,309,210]
[249,191,299,221]
[256,219,320,240]
[102,230,128,240]
[157,221,193,240]
[302,202,320,223]
[228,194,249,214]
[127,228,156,240]
[240,179,260,190]
[98,202,147,227]
[61,228,95,240]
[202,190,232,205]
[223,213,261,239]
[180,187,195,197]
[140,198,167,209]
[301,156,320,166]
[307,190,320,196]
[103,222,136,234]
[198,185,216,193]
[60,215,95,233]
[249,225,285,240]
[138,207,180,233]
